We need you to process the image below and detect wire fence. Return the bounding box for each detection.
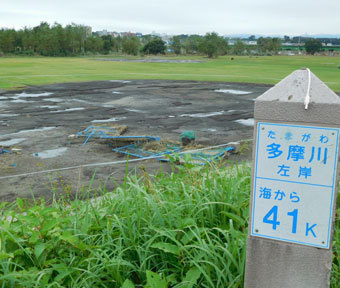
[0,142,242,181]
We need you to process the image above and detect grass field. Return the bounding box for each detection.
[1,55,340,91]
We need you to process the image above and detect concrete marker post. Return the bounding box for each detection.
[244,69,340,288]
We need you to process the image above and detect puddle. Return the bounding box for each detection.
[0,138,25,146]
[12,92,53,99]
[1,127,57,137]
[180,111,224,118]
[102,104,115,108]
[126,109,144,113]
[105,96,145,107]
[0,114,19,117]
[51,108,85,113]
[91,117,127,123]
[40,105,60,109]
[69,99,91,104]
[16,127,57,134]
[10,99,34,103]
[227,110,245,114]
[110,80,131,83]
[44,98,64,103]
[215,89,251,95]
[200,128,217,132]
[235,118,255,126]
[33,147,68,159]
[112,91,122,94]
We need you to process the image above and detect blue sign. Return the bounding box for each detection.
[251,122,340,248]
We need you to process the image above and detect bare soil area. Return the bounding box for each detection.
[0,80,270,201]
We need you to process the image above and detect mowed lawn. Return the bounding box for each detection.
[0,55,340,91]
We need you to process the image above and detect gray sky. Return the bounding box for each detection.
[1,0,339,36]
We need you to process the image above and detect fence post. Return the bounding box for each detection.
[244,69,340,288]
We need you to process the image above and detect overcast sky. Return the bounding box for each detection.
[1,0,339,36]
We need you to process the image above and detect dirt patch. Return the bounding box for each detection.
[0,80,268,201]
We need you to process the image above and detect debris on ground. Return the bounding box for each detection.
[180,142,205,151]
[10,148,22,154]
[113,137,238,165]
[141,140,180,152]
[180,131,196,146]
[108,136,161,148]
[176,146,235,165]
[71,124,238,165]
[0,151,18,172]
[72,123,128,145]
[0,147,10,154]
[113,140,179,158]
[0,146,22,155]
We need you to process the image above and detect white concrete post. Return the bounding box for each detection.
[245,69,340,288]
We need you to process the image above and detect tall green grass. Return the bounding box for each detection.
[0,162,339,287]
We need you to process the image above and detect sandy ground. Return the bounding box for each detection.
[0,80,270,202]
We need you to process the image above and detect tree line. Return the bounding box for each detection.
[0,22,327,57]
[0,22,171,57]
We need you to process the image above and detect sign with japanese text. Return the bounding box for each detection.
[251,122,340,248]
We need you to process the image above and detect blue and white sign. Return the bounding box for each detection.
[251,122,340,248]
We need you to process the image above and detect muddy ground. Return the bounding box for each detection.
[0,80,271,202]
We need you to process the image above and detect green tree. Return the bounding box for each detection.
[257,37,282,55]
[85,36,104,53]
[32,22,51,55]
[305,39,322,55]
[101,35,114,54]
[257,37,272,54]
[140,34,153,46]
[53,23,68,56]
[0,29,16,53]
[284,35,290,42]
[270,37,282,54]
[122,36,140,55]
[142,38,166,55]
[0,22,105,56]
[183,35,201,54]
[170,36,182,55]
[112,36,122,53]
[198,32,228,58]
[232,40,246,55]
[21,27,35,54]
[64,23,87,55]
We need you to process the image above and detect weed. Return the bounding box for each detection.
[0,163,338,287]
